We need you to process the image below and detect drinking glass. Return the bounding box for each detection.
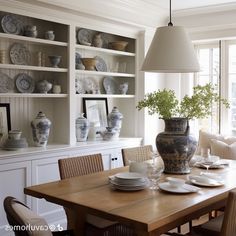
[146,163,163,190]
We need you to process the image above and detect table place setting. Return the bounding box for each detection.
[188,174,225,187]
[158,177,201,194]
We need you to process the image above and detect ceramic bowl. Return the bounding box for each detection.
[81,58,96,70]
[48,55,61,68]
[110,41,128,51]
[166,177,185,188]
[36,80,52,94]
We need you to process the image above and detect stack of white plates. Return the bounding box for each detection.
[109,172,148,191]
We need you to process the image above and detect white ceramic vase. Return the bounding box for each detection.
[31,112,51,147]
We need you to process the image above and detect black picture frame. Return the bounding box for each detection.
[0,103,11,134]
[83,98,108,128]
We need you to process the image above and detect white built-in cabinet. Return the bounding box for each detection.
[0,2,143,235]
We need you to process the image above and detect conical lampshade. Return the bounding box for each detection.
[141,26,200,73]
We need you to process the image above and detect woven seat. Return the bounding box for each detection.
[122,145,153,166]
[3,196,74,236]
[172,188,236,236]
[58,153,135,236]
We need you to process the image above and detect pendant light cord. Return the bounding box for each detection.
[168,0,173,26]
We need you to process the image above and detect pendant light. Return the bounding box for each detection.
[141,0,200,73]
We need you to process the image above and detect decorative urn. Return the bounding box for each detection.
[156,118,197,174]
[107,107,123,137]
[31,112,51,147]
[75,113,89,142]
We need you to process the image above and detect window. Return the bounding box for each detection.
[194,43,220,134]
[194,40,236,136]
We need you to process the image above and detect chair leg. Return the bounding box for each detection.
[189,220,193,232]
[177,225,181,233]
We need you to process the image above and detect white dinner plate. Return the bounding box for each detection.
[159,182,200,193]
[115,172,144,180]
[189,178,224,187]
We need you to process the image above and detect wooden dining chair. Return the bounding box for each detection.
[3,196,74,236]
[58,153,135,236]
[170,188,236,236]
[121,145,153,166]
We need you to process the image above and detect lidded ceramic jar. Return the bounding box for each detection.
[31,112,51,147]
[107,107,123,137]
[75,113,89,142]
[45,30,55,40]
[92,33,103,48]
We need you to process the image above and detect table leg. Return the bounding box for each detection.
[65,207,87,236]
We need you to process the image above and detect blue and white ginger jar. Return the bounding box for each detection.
[76,113,89,142]
[107,107,123,137]
[31,111,51,147]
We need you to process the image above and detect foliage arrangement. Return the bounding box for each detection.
[137,83,230,120]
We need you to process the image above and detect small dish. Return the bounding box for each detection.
[10,43,30,65]
[95,56,107,72]
[1,14,24,35]
[109,41,128,51]
[15,73,35,93]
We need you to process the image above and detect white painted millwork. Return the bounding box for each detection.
[0,1,148,234]
[0,138,142,235]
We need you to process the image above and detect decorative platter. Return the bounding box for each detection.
[95,56,107,72]
[75,76,85,94]
[15,73,35,93]
[10,43,30,65]
[77,28,93,46]
[0,72,14,93]
[1,15,24,35]
[103,76,117,94]
[75,52,82,64]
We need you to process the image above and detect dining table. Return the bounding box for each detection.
[24,159,236,236]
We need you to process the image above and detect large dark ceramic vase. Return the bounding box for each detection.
[156,118,197,174]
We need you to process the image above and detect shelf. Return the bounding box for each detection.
[0,33,68,47]
[0,93,68,98]
[75,94,135,98]
[75,70,135,77]
[75,44,135,57]
[0,64,68,72]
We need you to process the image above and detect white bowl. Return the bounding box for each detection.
[166,177,185,188]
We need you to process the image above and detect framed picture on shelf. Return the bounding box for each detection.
[0,103,11,135]
[83,98,108,128]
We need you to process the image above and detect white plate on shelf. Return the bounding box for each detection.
[75,76,85,94]
[15,73,35,93]
[10,43,30,65]
[103,76,117,94]
[77,28,92,45]
[159,182,200,193]
[95,56,107,72]
[0,72,14,93]
[1,14,24,35]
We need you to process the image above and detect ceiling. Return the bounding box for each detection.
[155,0,236,11]
[31,0,236,28]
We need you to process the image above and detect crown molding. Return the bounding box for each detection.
[173,2,236,17]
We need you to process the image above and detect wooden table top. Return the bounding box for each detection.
[24,160,236,235]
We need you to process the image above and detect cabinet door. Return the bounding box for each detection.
[31,156,67,227]
[101,149,123,170]
[0,161,31,236]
